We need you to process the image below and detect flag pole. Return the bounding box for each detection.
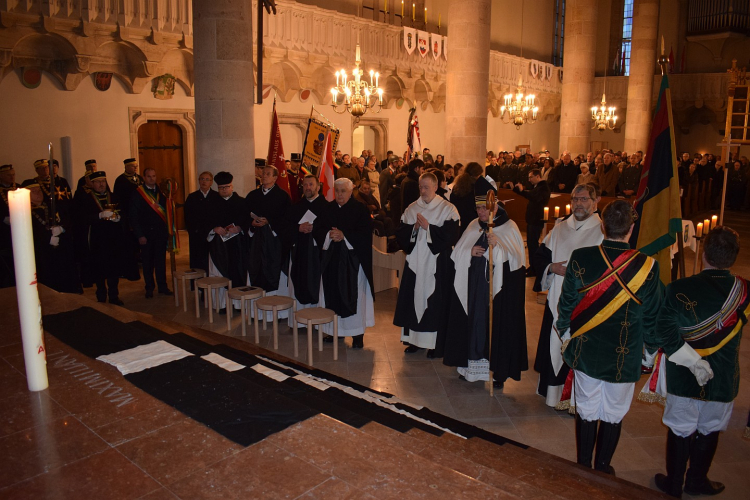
[658,44,686,279]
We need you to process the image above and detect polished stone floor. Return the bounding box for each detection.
[1,209,748,498]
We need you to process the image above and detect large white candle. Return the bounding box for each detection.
[8,188,48,392]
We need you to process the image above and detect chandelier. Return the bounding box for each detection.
[499,0,538,129]
[592,77,617,131]
[501,75,538,129]
[330,42,383,118]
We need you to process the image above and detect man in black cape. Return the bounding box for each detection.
[113,158,144,281]
[287,174,327,313]
[22,179,78,294]
[206,171,248,312]
[314,178,374,349]
[74,171,127,305]
[443,177,528,388]
[393,171,460,358]
[184,171,220,275]
[245,165,291,299]
[0,164,19,288]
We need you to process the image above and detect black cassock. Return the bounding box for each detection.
[30,204,78,294]
[443,217,528,383]
[184,189,220,273]
[313,198,373,318]
[392,219,459,355]
[113,173,144,281]
[208,193,248,289]
[74,191,126,282]
[531,243,569,398]
[286,195,328,305]
[245,185,291,292]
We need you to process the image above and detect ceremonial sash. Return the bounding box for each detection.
[681,276,749,357]
[89,190,111,212]
[569,247,654,340]
[163,179,180,252]
[136,186,167,224]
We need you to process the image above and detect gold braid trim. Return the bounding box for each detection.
[636,391,666,406]
[744,427,750,440]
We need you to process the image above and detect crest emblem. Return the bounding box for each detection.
[403,28,417,55]
[417,31,429,58]
[95,72,113,91]
[313,133,325,155]
[430,34,442,60]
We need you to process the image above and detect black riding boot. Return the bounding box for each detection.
[684,431,725,495]
[654,429,693,498]
[593,420,622,475]
[575,414,598,468]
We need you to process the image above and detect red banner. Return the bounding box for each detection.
[267,99,298,201]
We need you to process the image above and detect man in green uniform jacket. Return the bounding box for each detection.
[653,226,745,498]
[556,200,663,475]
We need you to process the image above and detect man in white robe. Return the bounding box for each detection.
[532,183,604,407]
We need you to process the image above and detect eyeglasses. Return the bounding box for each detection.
[571,197,593,203]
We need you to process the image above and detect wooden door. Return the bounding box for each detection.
[137,121,186,229]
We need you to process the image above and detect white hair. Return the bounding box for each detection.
[334,178,354,191]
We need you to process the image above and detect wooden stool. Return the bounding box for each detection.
[195,277,231,323]
[254,296,296,351]
[174,269,206,311]
[226,286,265,337]
[293,307,338,366]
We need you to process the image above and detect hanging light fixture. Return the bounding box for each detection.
[500,0,538,129]
[330,35,383,119]
[592,71,617,131]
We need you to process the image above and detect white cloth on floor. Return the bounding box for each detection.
[97,340,193,375]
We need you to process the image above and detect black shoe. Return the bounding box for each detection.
[145,291,154,299]
[404,345,422,354]
[218,307,227,315]
[323,335,334,343]
[594,421,622,476]
[351,335,364,349]
[97,297,107,303]
[654,430,693,498]
[493,380,504,389]
[684,431,725,496]
[109,298,124,306]
[159,289,174,296]
[458,375,467,381]
[425,349,438,359]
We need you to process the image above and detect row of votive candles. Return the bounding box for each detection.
[696,215,718,238]
[543,206,571,220]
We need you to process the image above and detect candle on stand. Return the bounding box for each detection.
[385,0,388,14]
[554,206,560,218]
[412,3,415,21]
[696,222,703,238]
[711,215,717,229]
[424,7,427,24]
[544,207,549,220]
[401,0,404,17]
[565,204,571,215]
[438,13,441,28]
[8,188,48,392]
[704,218,710,231]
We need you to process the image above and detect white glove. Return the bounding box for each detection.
[51,225,64,236]
[99,210,114,219]
[668,343,714,386]
[49,236,59,247]
[3,216,8,226]
[111,214,121,222]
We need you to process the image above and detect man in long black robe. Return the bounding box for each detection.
[314,178,374,348]
[74,171,127,304]
[245,165,291,296]
[0,164,19,288]
[393,172,460,357]
[113,158,144,281]
[206,171,248,311]
[22,179,78,294]
[287,175,327,312]
[443,178,528,387]
[184,171,220,274]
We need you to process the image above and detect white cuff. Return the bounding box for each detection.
[668,343,701,369]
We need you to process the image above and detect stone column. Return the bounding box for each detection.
[624,0,659,153]
[444,0,491,165]
[558,0,598,156]
[193,0,255,195]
